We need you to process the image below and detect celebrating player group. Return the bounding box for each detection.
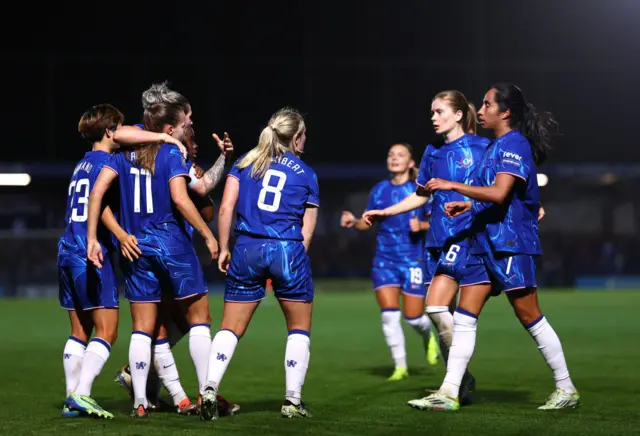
[57,81,580,422]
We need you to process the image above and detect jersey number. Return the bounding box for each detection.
[444,244,461,262]
[130,168,154,213]
[68,178,90,223]
[257,169,287,212]
[409,267,423,285]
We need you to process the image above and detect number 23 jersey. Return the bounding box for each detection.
[228,152,320,241]
[58,150,114,263]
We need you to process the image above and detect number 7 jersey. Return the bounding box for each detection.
[59,151,115,260]
[228,152,320,241]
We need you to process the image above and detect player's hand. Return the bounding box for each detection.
[161,134,188,159]
[212,132,233,157]
[340,211,357,228]
[426,178,455,192]
[362,209,387,226]
[538,206,545,222]
[87,239,104,268]
[194,164,205,179]
[409,215,422,232]
[205,236,219,262]
[444,201,472,218]
[218,250,231,273]
[118,234,141,261]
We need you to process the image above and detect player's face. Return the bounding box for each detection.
[165,111,188,142]
[294,129,307,153]
[478,88,502,130]
[387,144,414,174]
[431,98,462,135]
[184,126,198,158]
[185,105,193,127]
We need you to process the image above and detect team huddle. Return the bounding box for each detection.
[58,81,579,421]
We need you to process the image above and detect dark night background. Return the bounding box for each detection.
[5,0,639,167]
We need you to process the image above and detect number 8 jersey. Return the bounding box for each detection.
[59,150,115,260]
[105,144,194,256]
[228,152,320,241]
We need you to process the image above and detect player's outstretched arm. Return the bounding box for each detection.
[362,192,429,225]
[340,210,372,231]
[169,176,219,261]
[114,126,187,158]
[302,207,319,252]
[427,173,516,205]
[189,133,234,196]
[87,168,118,267]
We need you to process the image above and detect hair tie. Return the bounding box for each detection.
[269,124,277,131]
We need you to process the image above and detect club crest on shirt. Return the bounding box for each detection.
[459,156,473,168]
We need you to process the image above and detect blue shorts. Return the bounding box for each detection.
[225,238,313,303]
[120,252,208,303]
[479,251,538,294]
[371,258,426,297]
[425,242,490,287]
[58,253,119,311]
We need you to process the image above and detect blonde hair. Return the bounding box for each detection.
[238,108,305,179]
[433,90,478,134]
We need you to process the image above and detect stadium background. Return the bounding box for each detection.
[1,1,639,434]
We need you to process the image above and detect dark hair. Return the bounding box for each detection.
[433,90,478,134]
[491,83,558,165]
[78,104,124,143]
[390,142,418,181]
[135,102,186,174]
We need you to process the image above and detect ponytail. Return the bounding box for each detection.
[521,103,557,166]
[237,108,305,179]
[491,82,559,166]
[465,102,478,134]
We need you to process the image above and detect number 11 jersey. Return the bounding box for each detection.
[228,152,320,241]
[105,144,194,256]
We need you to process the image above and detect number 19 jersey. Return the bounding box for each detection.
[228,152,320,241]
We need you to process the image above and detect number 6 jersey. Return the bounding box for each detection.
[228,152,320,241]
[104,144,194,256]
[59,150,115,262]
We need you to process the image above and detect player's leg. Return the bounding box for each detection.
[200,238,264,420]
[150,308,195,414]
[114,294,190,405]
[502,254,580,410]
[272,240,315,418]
[375,286,408,379]
[401,261,437,366]
[72,258,119,418]
[408,277,492,412]
[59,266,92,400]
[121,256,162,418]
[200,300,260,420]
[164,252,212,400]
[425,275,458,364]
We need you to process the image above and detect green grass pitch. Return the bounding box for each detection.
[0,281,638,435]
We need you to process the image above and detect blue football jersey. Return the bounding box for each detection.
[58,151,115,263]
[470,130,542,255]
[417,134,490,248]
[365,179,429,263]
[105,144,194,256]
[228,152,319,241]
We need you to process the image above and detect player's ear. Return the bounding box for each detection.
[501,108,511,121]
[455,109,463,123]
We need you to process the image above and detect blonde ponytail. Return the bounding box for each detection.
[237,108,305,179]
